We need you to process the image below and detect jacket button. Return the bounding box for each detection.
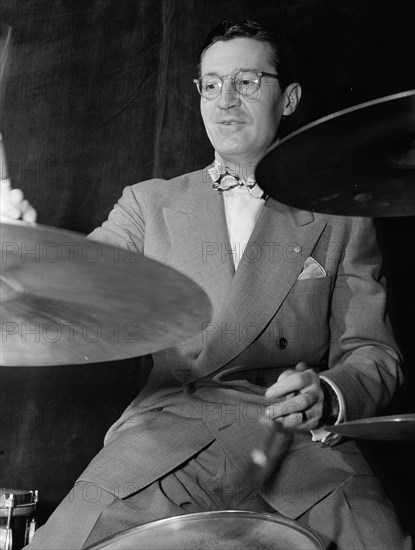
[186,382,197,394]
[277,337,288,350]
[255,377,268,389]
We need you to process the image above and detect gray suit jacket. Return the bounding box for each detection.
[82,167,403,519]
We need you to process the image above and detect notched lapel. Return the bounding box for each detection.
[190,200,327,381]
[163,175,234,318]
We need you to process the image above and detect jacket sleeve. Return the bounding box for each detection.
[322,217,403,421]
[88,185,145,253]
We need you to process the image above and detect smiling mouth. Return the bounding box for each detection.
[219,121,244,125]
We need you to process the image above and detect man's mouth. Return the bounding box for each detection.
[219,120,244,125]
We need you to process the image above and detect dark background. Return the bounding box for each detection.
[1,0,414,539]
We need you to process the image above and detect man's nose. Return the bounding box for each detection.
[219,79,241,108]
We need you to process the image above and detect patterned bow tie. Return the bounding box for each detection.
[207,162,268,200]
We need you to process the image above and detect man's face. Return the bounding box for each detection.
[199,37,293,167]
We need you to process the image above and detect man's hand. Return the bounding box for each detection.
[264,362,326,430]
[1,179,37,222]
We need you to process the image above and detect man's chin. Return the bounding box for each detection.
[213,141,250,159]
[214,146,259,166]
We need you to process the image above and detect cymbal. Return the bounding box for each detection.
[0,222,212,366]
[324,414,415,440]
[256,90,415,216]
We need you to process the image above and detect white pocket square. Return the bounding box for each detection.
[298,257,327,280]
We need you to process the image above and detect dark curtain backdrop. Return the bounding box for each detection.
[1,0,414,533]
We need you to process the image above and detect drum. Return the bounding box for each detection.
[0,489,38,550]
[86,510,325,549]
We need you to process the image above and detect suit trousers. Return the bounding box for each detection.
[26,440,411,550]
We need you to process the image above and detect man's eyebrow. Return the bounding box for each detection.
[238,66,260,72]
[201,67,260,76]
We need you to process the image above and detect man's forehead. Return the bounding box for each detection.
[200,37,274,74]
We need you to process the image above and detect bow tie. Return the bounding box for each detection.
[207,163,268,200]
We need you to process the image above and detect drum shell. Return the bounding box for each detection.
[86,510,325,550]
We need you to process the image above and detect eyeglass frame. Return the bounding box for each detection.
[193,69,280,99]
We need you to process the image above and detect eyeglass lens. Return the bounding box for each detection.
[199,70,261,98]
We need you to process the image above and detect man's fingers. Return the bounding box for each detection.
[265,392,317,420]
[21,201,37,223]
[263,363,324,430]
[0,204,21,220]
[22,209,37,223]
[295,362,308,372]
[265,370,317,400]
[277,363,307,381]
[0,187,38,222]
[7,188,24,203]
[1,179,12,191]
[266,402,323,430]
[276,368,296,382]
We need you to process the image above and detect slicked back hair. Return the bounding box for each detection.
[198,19,299,91]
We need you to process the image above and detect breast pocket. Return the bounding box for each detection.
[289,272,334,294]
[286,273,335,320]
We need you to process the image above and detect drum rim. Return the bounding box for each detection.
[85,509,325,549]
[0,488,37,507]
[0,503,36,517]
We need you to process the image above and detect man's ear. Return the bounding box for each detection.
[282,83,302,116]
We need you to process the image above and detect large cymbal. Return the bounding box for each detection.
[256,90,415,216]
[325,414,415,441]
[0,222,212,366]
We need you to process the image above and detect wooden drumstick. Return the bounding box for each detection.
[252,389,297,489]
[251,419,293,489]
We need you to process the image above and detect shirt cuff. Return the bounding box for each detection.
[310,375,346,444]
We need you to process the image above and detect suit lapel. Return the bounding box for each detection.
[162,169,234,320]
[188,199,327,381]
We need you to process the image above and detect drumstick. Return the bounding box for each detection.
[252,389,297,489]
[251,419,293,489]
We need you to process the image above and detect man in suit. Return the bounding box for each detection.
[23,18,410,550]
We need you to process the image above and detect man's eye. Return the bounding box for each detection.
[203,82,219,92]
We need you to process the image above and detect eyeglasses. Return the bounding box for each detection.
[193,69,279,99]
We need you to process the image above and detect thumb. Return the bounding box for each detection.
[278,368,296,383]
[295,362,308,373]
